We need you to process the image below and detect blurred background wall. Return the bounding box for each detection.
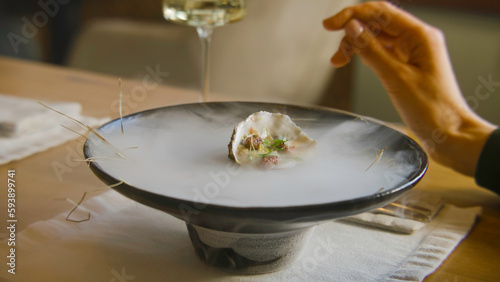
[353,2,500,125]
[0,0,356,108]
[0,0,499,124]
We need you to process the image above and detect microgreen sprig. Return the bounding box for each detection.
[262,137,288,151]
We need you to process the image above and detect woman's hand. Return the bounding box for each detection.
[323,1,495,176]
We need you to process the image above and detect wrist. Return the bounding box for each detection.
[432,116,495,176]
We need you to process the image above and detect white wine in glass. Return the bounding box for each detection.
[162,0,247,102]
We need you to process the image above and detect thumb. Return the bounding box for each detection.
[344,19,400,78]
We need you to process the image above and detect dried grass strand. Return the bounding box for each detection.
[74,139,86,145]
[119,78,124,135]
[39,102,125,159]
[107,181,125,188]
[60,124,87,139]
[74,156,123,162]
[62,181,124,223]
[66,192,90,223]
[354,116,370,125]
[365,147,388,172]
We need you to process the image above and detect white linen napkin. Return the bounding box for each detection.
[0,94,108,165]
[0,190,481,282]
[0,94,83,137]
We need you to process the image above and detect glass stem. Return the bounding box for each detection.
[197,26,213,103]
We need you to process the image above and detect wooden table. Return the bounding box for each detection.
[0,56,499,281]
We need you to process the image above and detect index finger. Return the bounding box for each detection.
[323,1,425,36]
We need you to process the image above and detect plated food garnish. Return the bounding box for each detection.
[228,111,316,169]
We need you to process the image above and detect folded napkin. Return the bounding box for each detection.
[342,212,426,234]
[342,190,444,234]
[0,94,108,165]
[0,190,481,282]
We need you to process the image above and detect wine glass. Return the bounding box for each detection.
[162,0,247,102]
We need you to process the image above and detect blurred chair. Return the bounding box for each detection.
[68,19,200,89]
[67,0,358,108]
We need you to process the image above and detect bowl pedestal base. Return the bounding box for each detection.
[186,223,314,275]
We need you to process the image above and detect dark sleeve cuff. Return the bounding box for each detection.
[475,127,500,193]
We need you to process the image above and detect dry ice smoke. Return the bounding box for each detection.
[86,102,425,208]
